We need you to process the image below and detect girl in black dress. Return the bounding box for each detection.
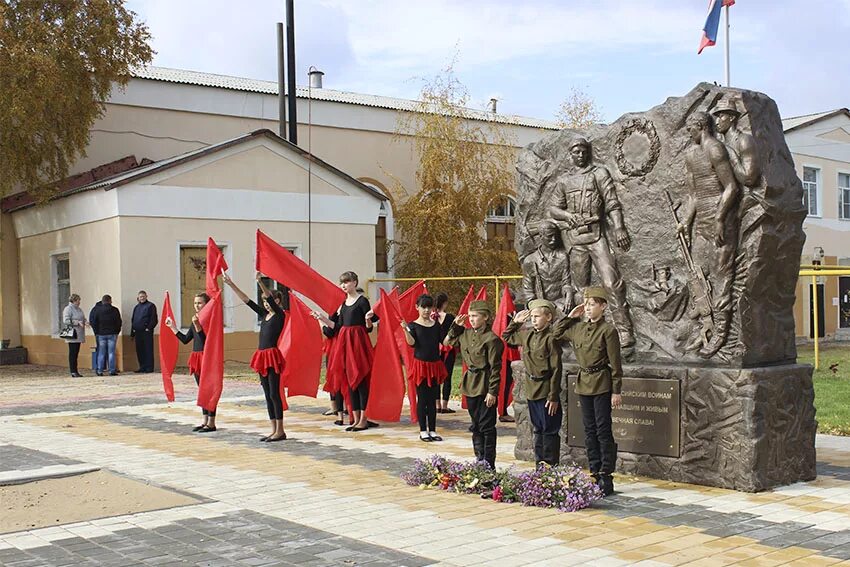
[312,271,375,431]
[401,294,448,442]
[224,272,288,442]
[165,292,215,432]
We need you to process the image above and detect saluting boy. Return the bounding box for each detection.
[553,287,623,496]
[444,300,504,469]
[502,298,563,467]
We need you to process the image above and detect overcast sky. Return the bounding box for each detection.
[124,0,849,123]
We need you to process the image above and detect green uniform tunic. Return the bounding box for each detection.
[552,316,622,395]
[502,321,562,403]
[444,322,503,397]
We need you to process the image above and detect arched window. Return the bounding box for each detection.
[486,196,517,252]
[360,180,394,276]
[376,200,390,273]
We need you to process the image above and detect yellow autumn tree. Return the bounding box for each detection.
[0,0,153,199]
[388,67,519,305]
[555,87,603,129]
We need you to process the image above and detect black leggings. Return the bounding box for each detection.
[332,382,369,412]
[416,382,439,432]
[350,381,369,412]
[67,342,81,374]
[260,369,284,419]
[194,374,216,417]
[441,351,456,401]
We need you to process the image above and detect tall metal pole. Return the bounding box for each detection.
[724,4,731,87]
[276,23,286,137]
[285,0,297,145]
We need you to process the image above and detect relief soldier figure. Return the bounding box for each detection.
[711,98,762,188]
[678,111,741,357]
[547,136,636,348]
[520,220,575,313]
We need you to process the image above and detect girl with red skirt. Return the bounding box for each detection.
[312,271,375,431]
[434,292,457,414]
[401,294,448,442]
[224,272,288,442]
[166,292,214,432]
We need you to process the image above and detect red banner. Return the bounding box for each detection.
[197,290,224,413]
[206,237,228,295]
[367,288,406,422]
[493,286,519,413]
[255,229,345,314]
[280,294,322,398]
[158,292,178,402]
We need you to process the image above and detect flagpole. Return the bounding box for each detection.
[724,4,731,86]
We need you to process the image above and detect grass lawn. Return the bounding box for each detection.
[797,344,850,436]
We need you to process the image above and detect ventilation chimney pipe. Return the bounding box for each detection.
[308,67,324,88]
[489,98,498,113]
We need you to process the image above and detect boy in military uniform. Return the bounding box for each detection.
[553,287,623,496]
[444,300,504,469]
[502,299,563,467]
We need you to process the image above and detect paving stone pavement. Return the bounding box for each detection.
[0,445,81,473]
[2,370,850,566]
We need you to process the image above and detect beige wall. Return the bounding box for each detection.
[17,217,122,366]
[116,216,375,369]
[77,104,420,202]
[77,100,531,206]
[0,212,21,346]
[793,151,850,339]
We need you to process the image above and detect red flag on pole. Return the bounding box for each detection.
[206,237,228,294]
[256,230,345,314]
[367,288,406,422]
[493,286,520,413]
[158,291,178,402]
[384,289,417,419]
[196,290,223,413]
[398,280,427,322]
[457,284,475,327]
[280,294,322,398]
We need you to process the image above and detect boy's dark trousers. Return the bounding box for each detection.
[579,392,617,492]
[466,394,497,468]
[528,398,563,466]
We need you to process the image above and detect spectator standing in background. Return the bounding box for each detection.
[91,295,122,376]
[131,290,158,373]
[62,294,87,377]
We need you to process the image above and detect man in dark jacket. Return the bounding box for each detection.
[91,295,122,376]
[89,300,102,368]
[131,290,158,373]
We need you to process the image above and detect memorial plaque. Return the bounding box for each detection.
[567,377,680,458]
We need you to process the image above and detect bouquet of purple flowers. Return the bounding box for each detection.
[401,455,602,512]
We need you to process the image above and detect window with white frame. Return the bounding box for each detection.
[53,254,70,333]
[839,173,850,220]
[803,166,821,217]
[486,196,517,252]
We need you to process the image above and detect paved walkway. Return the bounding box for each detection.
[1,368,850,566]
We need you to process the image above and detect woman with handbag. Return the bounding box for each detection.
[61,293,87,377]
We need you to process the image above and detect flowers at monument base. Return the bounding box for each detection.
[400,455,602,512]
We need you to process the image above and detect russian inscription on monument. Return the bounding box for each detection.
[567,377,680,458]
[511,83,817,492]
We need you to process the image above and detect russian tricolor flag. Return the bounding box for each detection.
[698,0,735,54]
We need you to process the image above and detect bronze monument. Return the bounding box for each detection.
[512,84,816,492]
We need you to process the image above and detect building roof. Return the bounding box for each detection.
[132,66,560,130]
[2,129,385,213]
[782,109,850,133]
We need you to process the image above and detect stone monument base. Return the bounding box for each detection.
[512,361,817,492]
